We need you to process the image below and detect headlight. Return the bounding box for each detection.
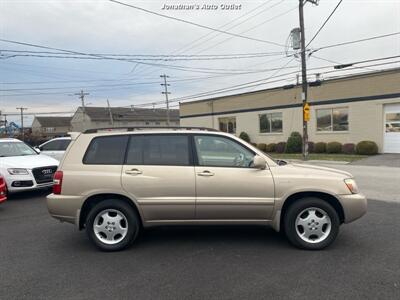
[8,168,29,175]
[344,178,359,194]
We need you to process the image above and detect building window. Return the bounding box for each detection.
[259,112,282,133]
[219,117,236,134]
[316,108,349,132]
[44,127,55,133]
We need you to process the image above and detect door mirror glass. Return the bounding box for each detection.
[252,155,267,169]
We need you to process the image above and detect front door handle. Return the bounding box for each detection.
[125,168,142,175]
[197,170,214,177]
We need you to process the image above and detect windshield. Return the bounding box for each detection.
[0,142,37,157]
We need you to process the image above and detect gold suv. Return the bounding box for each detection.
[47,127,367,251]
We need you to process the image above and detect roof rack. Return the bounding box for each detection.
[83,126,219,134]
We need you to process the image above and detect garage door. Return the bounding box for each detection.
[384,103,400,153]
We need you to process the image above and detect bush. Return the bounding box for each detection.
[251,142,258,147]
[342,143,355,154]
[257,143,267,152]
[276,142,286,153]
[239,131,251,143]
[285,131,302,153]
[307,141,315,153]
[266,143,277,153]
[314,142,327,153]
[356,141,378,155]
[326,142,342,154]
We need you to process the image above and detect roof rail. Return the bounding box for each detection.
[83,126,219,134]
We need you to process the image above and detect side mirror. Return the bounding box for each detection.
[34,147,41,154]
[276,159,288,166]
[253,155,267,170]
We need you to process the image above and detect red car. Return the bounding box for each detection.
[0,176,7,203]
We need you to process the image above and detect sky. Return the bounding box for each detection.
[0,0,399,126]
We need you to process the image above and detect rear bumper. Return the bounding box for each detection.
[337,193,367,223]
[46,193,83,227]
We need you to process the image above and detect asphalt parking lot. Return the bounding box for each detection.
[1,189,399,300]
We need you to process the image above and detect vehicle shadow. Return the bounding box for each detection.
[136,225,289,249]
[7,188,52,201]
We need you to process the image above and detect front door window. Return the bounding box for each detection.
[194,135,254,168]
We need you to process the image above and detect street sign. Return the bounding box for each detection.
[303,103,310,122]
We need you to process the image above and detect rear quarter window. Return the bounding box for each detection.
[83,135,128,165]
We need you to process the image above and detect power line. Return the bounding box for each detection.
[0,64,302,92]
[151,61,400,105]
[107,0,285,47]
[0,49,292,57]
[0,51,290,61]
[198,5,298,54]
[3,65,399,116]
[135,2,295,78]
[312,32,400,53]
[1,39,280,75]
[315,60,400,75]
[0,64,303,96]
[133,0,281,73]
[311,55,377,72]
[306,0,343,47]
[2,59,398,98]
[178,0,286,54]
[124,0,280,76]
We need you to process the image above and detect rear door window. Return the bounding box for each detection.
[83,135,128,165]
[126,135,190,166]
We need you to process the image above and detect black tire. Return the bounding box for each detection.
[283,197,340,250]
[86,199,140,251]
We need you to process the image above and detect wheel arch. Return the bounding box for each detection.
[280,191,345,232]
[79,193,143,230]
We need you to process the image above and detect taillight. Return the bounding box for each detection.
[53,171,63,194]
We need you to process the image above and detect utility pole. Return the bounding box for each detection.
[16,107,27,141]
[160,74,171,126]
[74,90,89,129]
[107,99,114,126]
[3,114,8,135]
[298,0,318,160]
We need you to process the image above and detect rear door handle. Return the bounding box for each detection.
[125,168,142,175]
[197,170,214,177]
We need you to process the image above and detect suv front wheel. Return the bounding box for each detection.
[284,197,340,250]
[86,199,140,251]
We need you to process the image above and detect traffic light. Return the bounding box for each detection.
[303,103,310,122]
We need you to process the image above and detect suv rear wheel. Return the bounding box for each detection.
[86,199,140,251]
[284,197,340,250]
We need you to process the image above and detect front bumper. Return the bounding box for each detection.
[5,171,54,193]
[337,193,367,223]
